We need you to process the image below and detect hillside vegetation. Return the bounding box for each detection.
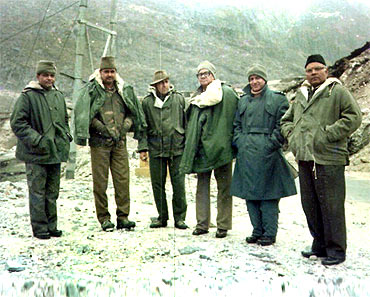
[0,0,369,96]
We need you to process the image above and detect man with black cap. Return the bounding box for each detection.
[281,54,362,265]
[138,70,188,229]
[180,61,239,238]
[74,56,146,232]
[231,64,297,246]
[11,60,72,239]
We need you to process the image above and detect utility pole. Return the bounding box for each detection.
[65,0,87,179]
[65,0,118,179]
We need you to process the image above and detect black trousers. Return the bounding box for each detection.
[25,163,61,235]
[298,161,346,260]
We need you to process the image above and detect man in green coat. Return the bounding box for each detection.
[74,57,146,232]
[281,54,362,265]
[11,60,72,239]
[138,70,188,229]
[180,61,239,238]
[230,65,297,246]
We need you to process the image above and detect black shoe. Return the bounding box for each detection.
[257,236,275,246]
[175,221,188,229]
[101,220,115,232]
[34,232,50,240]
[215,229,227,238]
[246,236,260,244]
[117,218,136,229]
[49,230,63,237]
[192,228,209,236]
[149,218,167,228]
[321,257,345,266]
[301,250,327,258]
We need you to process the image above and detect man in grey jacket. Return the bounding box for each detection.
[281,54,362,265]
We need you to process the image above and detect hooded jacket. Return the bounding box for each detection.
[74,69,146,146]
[138,85,186,158]
[281,78,362,165]
[10,81,72,164]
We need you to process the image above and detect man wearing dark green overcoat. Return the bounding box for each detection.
[11,60,72,239]
[138,70,188,229]
[230,65,297,246]
[180,61,239,238]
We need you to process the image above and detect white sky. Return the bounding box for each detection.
[176,0,370,15]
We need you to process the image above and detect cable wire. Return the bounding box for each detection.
[25,0,53,68]
[0,1,79,45]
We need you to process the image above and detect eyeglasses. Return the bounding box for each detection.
[305,66,326,74]
[196,71,211,78]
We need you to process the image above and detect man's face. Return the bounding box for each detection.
[249,75,266,93]
[37,72,55,89]
[100,68,116,85]
[197,68,215,89]
[155,79,170,95]
[305,62,328,87]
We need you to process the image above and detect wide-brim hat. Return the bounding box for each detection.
[150,70,169,86]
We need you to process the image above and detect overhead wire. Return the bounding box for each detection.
[0,1,79,45]
[25,0,53,68]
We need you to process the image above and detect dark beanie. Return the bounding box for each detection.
[305,54,326,68]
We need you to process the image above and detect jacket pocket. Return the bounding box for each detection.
[33,136,51,155]
[313,126,329,154]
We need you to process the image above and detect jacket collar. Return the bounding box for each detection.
[300,77,342,101]
[89,69,125,92]
[23,81,58,92]
[148,85,174,109]
[242,83,268,97]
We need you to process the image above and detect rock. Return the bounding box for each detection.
[178,246,204,255]
[6,260,26,272]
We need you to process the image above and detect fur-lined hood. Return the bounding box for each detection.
[23,81,58,92]
[299,77,342,101]
[89,69,125,91]
[147,85,174,109]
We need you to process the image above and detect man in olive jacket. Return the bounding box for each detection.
[11,60,72,239]
[281,54,362,265]
[138,70,188,229]
[74,56,146,232]
[231,65,297,246]
[180,61,239,238]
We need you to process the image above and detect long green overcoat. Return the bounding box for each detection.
[10,81,72,164]
[180,83,239,174]
[230,85,296,200]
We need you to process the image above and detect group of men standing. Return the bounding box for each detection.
[11,54,362,266]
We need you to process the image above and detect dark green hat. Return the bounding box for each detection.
[36,60,57,75]
[100,56,116,70]
[247,64,268,82]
